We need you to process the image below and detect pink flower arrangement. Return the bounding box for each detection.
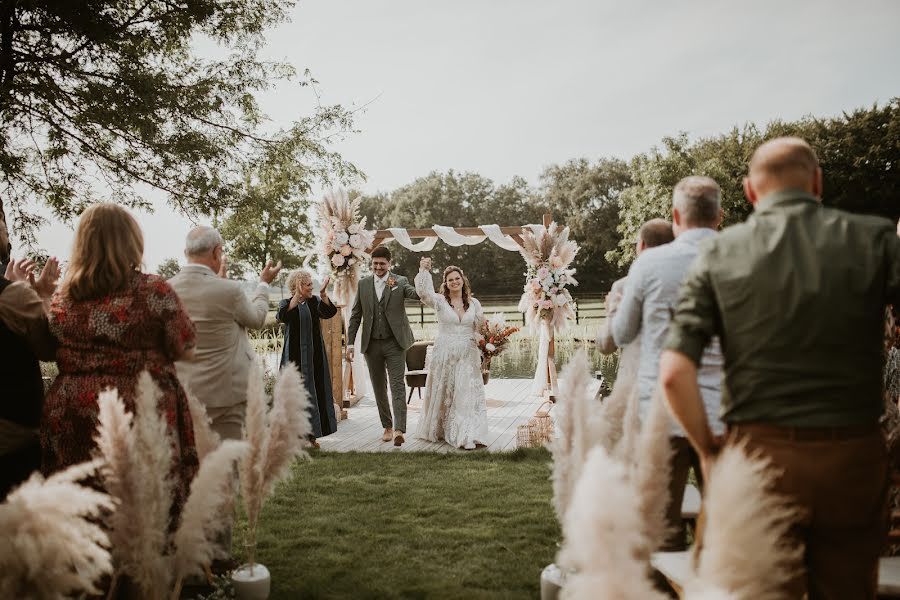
[516,222,579,331]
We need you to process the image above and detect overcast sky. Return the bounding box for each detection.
[28,0,900,270]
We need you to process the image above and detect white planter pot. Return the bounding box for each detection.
[231,563,271,600]
[540,562,564,600]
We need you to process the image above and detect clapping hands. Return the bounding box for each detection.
[259,259,283,284]
[4,257,60,299]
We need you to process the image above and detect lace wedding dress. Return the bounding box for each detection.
[414,271,489,449]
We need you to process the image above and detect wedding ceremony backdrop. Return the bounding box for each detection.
[316,189,581,401]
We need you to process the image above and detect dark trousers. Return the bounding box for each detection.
[0,440,41,501]
[727,423,889,600]
[365,338,407,432]
[662,435,703,552]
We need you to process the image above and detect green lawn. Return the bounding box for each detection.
[233,449,559,600]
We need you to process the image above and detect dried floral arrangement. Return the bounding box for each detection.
[517,222,579,331]
[317,188,376,304]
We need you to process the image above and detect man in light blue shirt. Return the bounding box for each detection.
[611,175,725,551]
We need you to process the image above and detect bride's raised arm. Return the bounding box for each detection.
[414,259,442,308]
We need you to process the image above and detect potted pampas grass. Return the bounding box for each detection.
[559,437,800,598]
[545,352,674,600]
[0,459,114,598]
[94,372,249,600]
[232,362,312,600]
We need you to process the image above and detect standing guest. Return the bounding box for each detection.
[169,226,282,441]
[41,203,199,515]
[277,269,337,448]
[611,176,725,551]
[0,257,59,499]
[661,137,900,599]
[596,218,674,354]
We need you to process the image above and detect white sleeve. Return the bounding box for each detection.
[414,271,442,308]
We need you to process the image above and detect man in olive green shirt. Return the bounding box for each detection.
[659,137,900,599]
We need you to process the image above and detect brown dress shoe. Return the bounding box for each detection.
[393,431,405,446]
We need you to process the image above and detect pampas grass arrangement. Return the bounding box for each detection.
[559,447,670,600]
[549,349,596,526]
[95,372,247,600]
[95,374,174,599]
[239,362,312,568]
[684,443,802,600]
[632,390,674,560]
[0,460,114,599]
[187,390,222,462]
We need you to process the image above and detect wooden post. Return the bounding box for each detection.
[321,305,348,419]
[543,213,558,402]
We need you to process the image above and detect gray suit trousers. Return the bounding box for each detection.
[365,338,407,432]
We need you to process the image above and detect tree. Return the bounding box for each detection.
[218,155,314,274]
[0,0,359,249]
[357,171,545,295]
[540,158,632,291]
[609,100,900,266]
[156,257,181,280]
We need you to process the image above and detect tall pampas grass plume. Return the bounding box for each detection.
[186,390,221,461]
[95,374,175,599]
[239,362,312,566]
[684,443,802,600]
[632,389,674,560]
[550,349,595,526]
[0,460,114,599]
[171,440,249,597]
[559,447,670,600]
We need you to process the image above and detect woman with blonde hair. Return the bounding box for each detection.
[277,269,337,448]
[41,203,198,512]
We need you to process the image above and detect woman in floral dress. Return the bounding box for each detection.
[41,203,199,514]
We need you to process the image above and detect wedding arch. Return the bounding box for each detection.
[316,191,578,401]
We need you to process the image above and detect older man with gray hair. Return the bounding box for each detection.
[611,175,725,551]
[169,226,282,440]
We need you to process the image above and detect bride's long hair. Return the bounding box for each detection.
[439,265,472,311]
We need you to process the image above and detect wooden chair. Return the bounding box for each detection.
[405,341,432,404]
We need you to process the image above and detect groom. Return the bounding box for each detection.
[347,246,420,446]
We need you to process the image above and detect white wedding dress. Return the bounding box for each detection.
[414,271,489,449]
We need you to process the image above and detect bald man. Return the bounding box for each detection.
[660,137,900,599]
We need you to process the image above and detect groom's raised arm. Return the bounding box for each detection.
[400,275,420,300]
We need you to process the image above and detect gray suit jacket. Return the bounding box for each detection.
[347,272,419,353]
[169,264,269,409]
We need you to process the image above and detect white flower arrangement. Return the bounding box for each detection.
[516,222,579,331]
[317,188,376,303]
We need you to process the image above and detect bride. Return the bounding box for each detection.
[414,257,489,449]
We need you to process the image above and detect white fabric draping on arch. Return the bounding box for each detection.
[387,228,438,252]
[385,224,524,252]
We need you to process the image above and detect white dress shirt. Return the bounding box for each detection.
[374,272,389,301]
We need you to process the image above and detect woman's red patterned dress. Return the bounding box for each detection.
[41,272,199,513]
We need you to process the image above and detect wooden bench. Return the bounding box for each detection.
[651,551,900,597]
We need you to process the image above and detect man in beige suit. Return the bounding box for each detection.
[169,226,282,441]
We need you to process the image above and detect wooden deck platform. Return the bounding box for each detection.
[319,378,600,453]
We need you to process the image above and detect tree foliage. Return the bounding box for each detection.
[218,154,314,275]
[609,99,900,266]
[357,171,545,295]
[156,257,181,280]
[0,0,359,247]
[539,158,632,290]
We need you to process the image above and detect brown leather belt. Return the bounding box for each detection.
[728,422,880,442]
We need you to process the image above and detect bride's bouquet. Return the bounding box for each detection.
[478,314,520,366]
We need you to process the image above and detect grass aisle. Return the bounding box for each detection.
[235,448,559,600]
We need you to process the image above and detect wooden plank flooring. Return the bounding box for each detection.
[318,378,600,453]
